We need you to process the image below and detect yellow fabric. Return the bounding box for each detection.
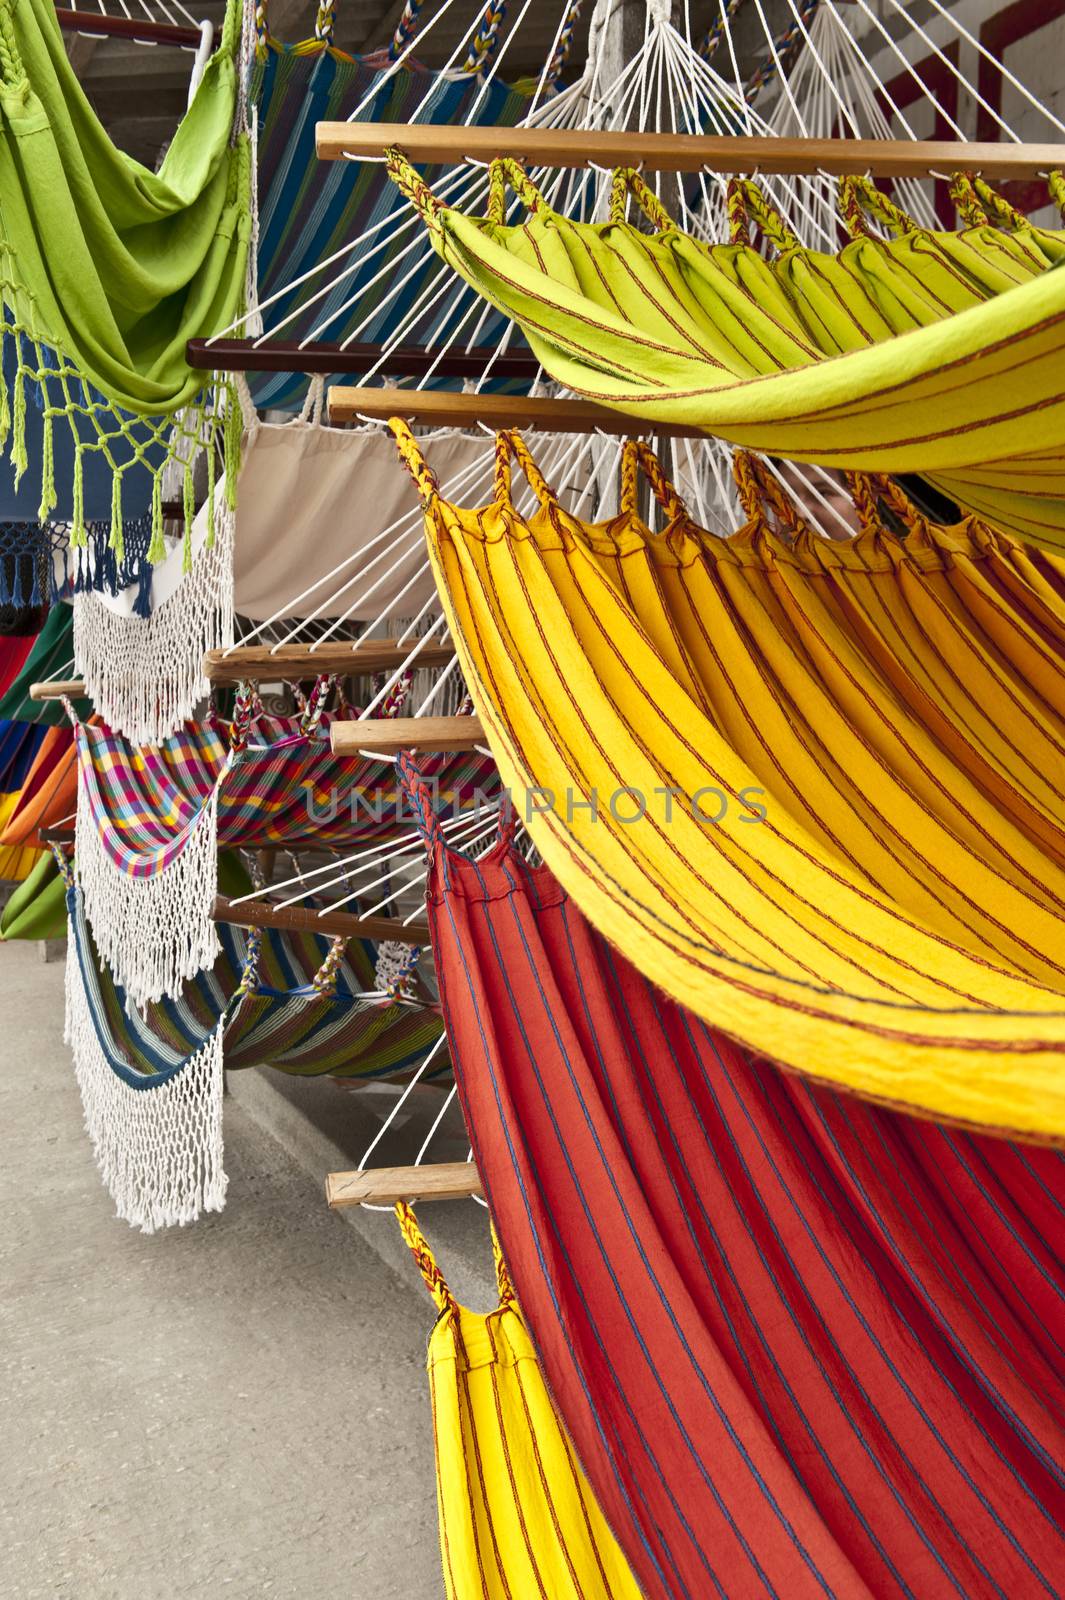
[388,156,1065,548]
[395,1204,641,1600]
[392,421,1065,1141]
[0,792,41,882]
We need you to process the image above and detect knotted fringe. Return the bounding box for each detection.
[64,927,227,1233]
[72,499,235,746]
[76,778,222,1010]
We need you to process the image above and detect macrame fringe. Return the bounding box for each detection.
[72,499,235,745]
[76,778,222,1010]
[64,933,227,1233]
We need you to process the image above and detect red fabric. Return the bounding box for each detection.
[428,837,1065,1600]
[0,632,34,698]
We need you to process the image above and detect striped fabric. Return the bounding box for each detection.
[249,42,529,409]
[77,712,496,877]
[422,824,1065,1600]
[395,424,1065,1138]
[0,723,77,847]
[0,605,90,727]
[389,156,1065,547]
[396,1202,642,1600]
[69,883,446,1084]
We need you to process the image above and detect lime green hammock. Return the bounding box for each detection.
[387,155,1065,549]
[0,0,251,555]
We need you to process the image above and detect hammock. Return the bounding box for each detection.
[64,870,446,1232]
[0,0,250,548]
[0,846,65,937]
[247,2,532,410]
[410,789,1065,1600]
[0,719,82,847]
[0,603,90,724]
[388,155,1065,548]
[75,706,497,1006]
[393,423,1065,1139]
[394,1202,642,1600]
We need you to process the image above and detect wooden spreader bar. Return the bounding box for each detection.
[315,124,1065,181]
[328,386,705,437]
[187,337,540,380]
[214,894,431,946]
[203,640,455,684]
[55,7,208,48]
[331,714,485,756]
[29,680,85,702]
[327,1163,483,1208]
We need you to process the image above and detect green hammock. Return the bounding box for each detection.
[388,155,1065,549]
[0,0,251,555]
[0,845,63,936]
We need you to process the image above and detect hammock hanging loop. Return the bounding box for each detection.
[732,450,804,536]
[726,177,800,253]
[487,158,547,225]
[609,168,672,232]
[837,174,921,240]
[847,472,931,542]
[493,428,555,511]
[395,1200,456,1312]
[619,438,685,524]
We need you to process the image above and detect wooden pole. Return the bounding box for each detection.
[326,1163,483,1208]
[330,715,485,756]
[28,680,85,702]
[186,337,539,380]
[315,124,1065,180]
[214,894,431,946]
[203,641,456,685]
[327,387,704,437]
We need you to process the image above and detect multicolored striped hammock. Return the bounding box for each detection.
[0,722,76,848]
[75,707,497,1006]
[395,1202,642,1600]
[389,156,1065,548]
[412,795,1065,1600]
[248,9,531,410]
[64,870,446,1233]
[394,423,1065,1139]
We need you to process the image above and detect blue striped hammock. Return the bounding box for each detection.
[65,878,448,1232]
[249,37,532,410]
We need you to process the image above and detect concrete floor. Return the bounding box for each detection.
[0,937,461,1600]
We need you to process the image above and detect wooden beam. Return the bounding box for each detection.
[326,1163,483,1208]
[38,825,74,846]
[29,680,85,702]
[203,641,455,685]
[328,386,705,437]
[315,124,1065,180]
[213,894,431,946]
[331,715,485,756]
[186,337,539,380]
[55,8,206,49]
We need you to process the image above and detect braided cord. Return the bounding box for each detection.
[746,0,821,99]
[698,0,746,61]
[388,0,424,60]
[544,0,585,89]
[462,1,507,73]
[396,1202,455,1312]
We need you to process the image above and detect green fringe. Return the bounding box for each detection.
[37,409,56,522]
[108,469,124,563]
[147,473,165,564]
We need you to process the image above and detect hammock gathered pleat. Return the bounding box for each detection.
[64,869,446,1232]
[389,155,1065,546]
[394,1202,642,1600]
[411,801,1065,1600]
[0,0,250,550]
[393,424,1065,1139]
[75,709,497,1007]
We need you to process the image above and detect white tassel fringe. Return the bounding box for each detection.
[64,932,227,1233]
[73,500,235,747]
